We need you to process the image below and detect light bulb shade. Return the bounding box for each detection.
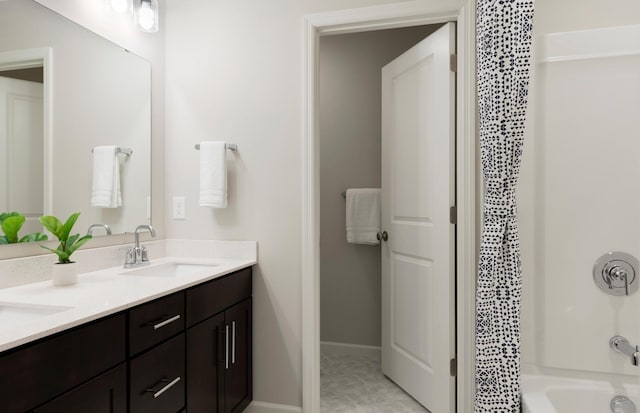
[110,0,132,14]
[134,0,159,33]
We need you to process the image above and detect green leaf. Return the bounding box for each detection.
[39,216,65,241]
[0,236,8,245]
[0,212,21,226]
[61,213,81,243]
[66,233,80,250]
[19,233,48,243]
[39,245,70,264]
[66,234,92,257]
[1,215,25,243]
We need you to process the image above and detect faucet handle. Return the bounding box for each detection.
[124,248,136,266]
[141,246,150,263]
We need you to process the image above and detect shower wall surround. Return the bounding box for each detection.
[520,0,640,379]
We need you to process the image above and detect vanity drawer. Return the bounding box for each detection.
[32,363,127,413]
[130,333,185,413]
[0,314,126,413]
[186,267,252,327]
[129,292,185,356]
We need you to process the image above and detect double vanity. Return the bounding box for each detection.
[0,243,255,413]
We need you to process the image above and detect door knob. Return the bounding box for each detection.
[377,231,389,242]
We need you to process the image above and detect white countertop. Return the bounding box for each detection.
[0,255,256,353]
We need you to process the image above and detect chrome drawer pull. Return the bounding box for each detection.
[232,321,236,365]
[225,324,230,370]
[149,314,181,330]
[146,376,181,399]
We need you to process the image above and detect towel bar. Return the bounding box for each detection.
[195,143,238,152]
[91,147,132,156]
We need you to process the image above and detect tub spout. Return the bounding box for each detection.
[610,336,639,366]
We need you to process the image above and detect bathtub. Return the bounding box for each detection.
[522,374,640,413]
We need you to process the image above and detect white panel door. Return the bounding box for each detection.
[0,76,44,231]
[381,23,455,412]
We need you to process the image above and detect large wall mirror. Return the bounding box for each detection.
[0,0,151,245]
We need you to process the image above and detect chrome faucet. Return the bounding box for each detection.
[87,223,112,236]
[124,225,156,268]
[610,336,639,366]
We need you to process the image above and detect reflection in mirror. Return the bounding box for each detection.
[0,56,45,238]
[0,0,151,244]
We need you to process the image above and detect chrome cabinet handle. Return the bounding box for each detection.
[232,321,236,365]
[148,314,181,330]
[146,376,181,399]
[377,231,389,242]
[225,324,230,370]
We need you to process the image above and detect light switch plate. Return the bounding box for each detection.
[172,196,186,220]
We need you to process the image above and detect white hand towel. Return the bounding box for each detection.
[91,146,122,208]
[346,188,381,245]
[199,141,227,208]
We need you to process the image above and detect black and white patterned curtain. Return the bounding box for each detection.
[475,0,534,412]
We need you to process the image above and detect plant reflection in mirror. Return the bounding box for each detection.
[0,212,48,244]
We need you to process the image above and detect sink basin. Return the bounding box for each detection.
[0,302,73,328]
[121,262,219,277]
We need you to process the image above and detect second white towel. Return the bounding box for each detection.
[199,141,227,208]
[346,188,381,245]
[91,146,122,208]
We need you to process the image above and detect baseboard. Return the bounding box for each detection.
[244,401,302,413]
[320,340,381,358]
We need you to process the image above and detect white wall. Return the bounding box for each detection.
[319,26,438,348]
[520,0,640,380]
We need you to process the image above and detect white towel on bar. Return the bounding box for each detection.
[91,146,122,208]
[346,188,381,245]
[199,141,227,208]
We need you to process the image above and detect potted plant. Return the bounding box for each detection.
[39,212,92,286]
[0,212,48,244]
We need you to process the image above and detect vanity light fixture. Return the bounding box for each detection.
[110,0,132,15]
[134,0,159,33]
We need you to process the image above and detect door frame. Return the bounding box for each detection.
[0,47,53,217]
[301,1,477,412]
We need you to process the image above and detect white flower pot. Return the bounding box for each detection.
[51,262,78,286]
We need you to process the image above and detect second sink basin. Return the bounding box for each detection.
[0,302,73,328]
[121,262,219,277]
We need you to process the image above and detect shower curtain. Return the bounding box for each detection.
[474,0,534,412]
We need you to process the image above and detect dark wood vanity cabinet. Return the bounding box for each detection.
[130,334,186,413]
[32,364,127,413]
[222,299,252,413]
[0,266,252,413]
[0,314,126,413]
[186,299,252,413]
[186,267,253,413]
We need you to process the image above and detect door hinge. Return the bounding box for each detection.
[450,54,457,73]
[450,358,457,377]
[450,206,457,225]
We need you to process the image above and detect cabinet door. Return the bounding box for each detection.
[186,312,225,412]
[32,363,126,413]
[224,298,252,413]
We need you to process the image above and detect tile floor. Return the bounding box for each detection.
[320,351,429,413]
